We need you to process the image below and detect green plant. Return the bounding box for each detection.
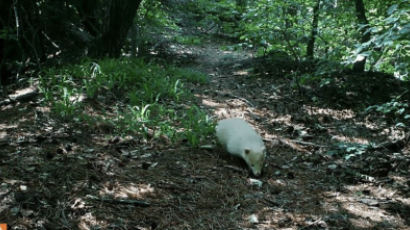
[39,71,82,121]
[365,93,409,126]
[52,86,78,120]
[158,121,178,142]
[327,142,373,160]
[347,2,409,78]
[115,104,152,135]
[175,35,202,45]
[39,58,211,147]
[170,67,208,84]
[181,105,215,147]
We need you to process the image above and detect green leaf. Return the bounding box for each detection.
[395,123,406,128]
[397,108,405,115]
[326,150,338,156]
[385,16,399,24]
[387,4,398,15]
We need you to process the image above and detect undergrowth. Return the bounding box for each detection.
[174,35,202,45]
[39,58,214,147]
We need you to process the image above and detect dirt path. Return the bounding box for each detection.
[0,34,409,229]
[166,36,410,229]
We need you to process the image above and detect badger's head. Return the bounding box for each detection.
[243,146,266,177]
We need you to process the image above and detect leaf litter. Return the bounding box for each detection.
[0,33,409,230]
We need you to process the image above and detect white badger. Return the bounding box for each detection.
[216,118,266,176]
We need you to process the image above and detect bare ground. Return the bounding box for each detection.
[0,36,409,229]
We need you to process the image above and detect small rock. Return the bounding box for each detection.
[19,185,28,191]
[244,192,264,199]
[248,178,263,188]
[0,132,9,145]
[21,209,34,217]
[149,162,158,169]
[359,198,379,206]
[248,214,259,224]
[328,164,338,170]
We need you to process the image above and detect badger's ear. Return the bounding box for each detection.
[244,149,251,155]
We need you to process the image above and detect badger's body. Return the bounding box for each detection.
[216,118,266,176]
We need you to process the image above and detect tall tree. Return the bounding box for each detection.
[93,0,142,57]
[0,0,14,85]
[306,0,320,58]
[353,0,371,72]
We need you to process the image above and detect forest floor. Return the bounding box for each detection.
[1,29,409,229]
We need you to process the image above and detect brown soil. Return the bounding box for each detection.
[0,36,409,230]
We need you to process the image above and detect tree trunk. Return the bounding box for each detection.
[285,5,297,28]
[95,0,141,57]
[306,0,320,58]
[353,0,371,72]
[234,0,247,27]
[77,0,101,37]
[0,38,6,86]
[236,0,247,16]
[0,0,14,85]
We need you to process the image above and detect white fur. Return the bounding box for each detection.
[216,118,266,176]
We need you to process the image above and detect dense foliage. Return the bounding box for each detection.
[200,0,409,78]
[2,0,408,82]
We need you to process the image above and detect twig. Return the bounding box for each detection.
[224,165,244,173]
[290,139,327,148]
[217,91,255,107]
[13,0,20,39]
[277,137,311,153]
[86,195,151,207]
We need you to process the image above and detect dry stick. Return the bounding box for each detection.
[276,138,311,153]
[216,91,255,107]
[86,195,150,207]
[224,165,244,173]
[290,139,327,148]
[228,96,255,107]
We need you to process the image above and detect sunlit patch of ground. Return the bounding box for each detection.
[303,105,355,120]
